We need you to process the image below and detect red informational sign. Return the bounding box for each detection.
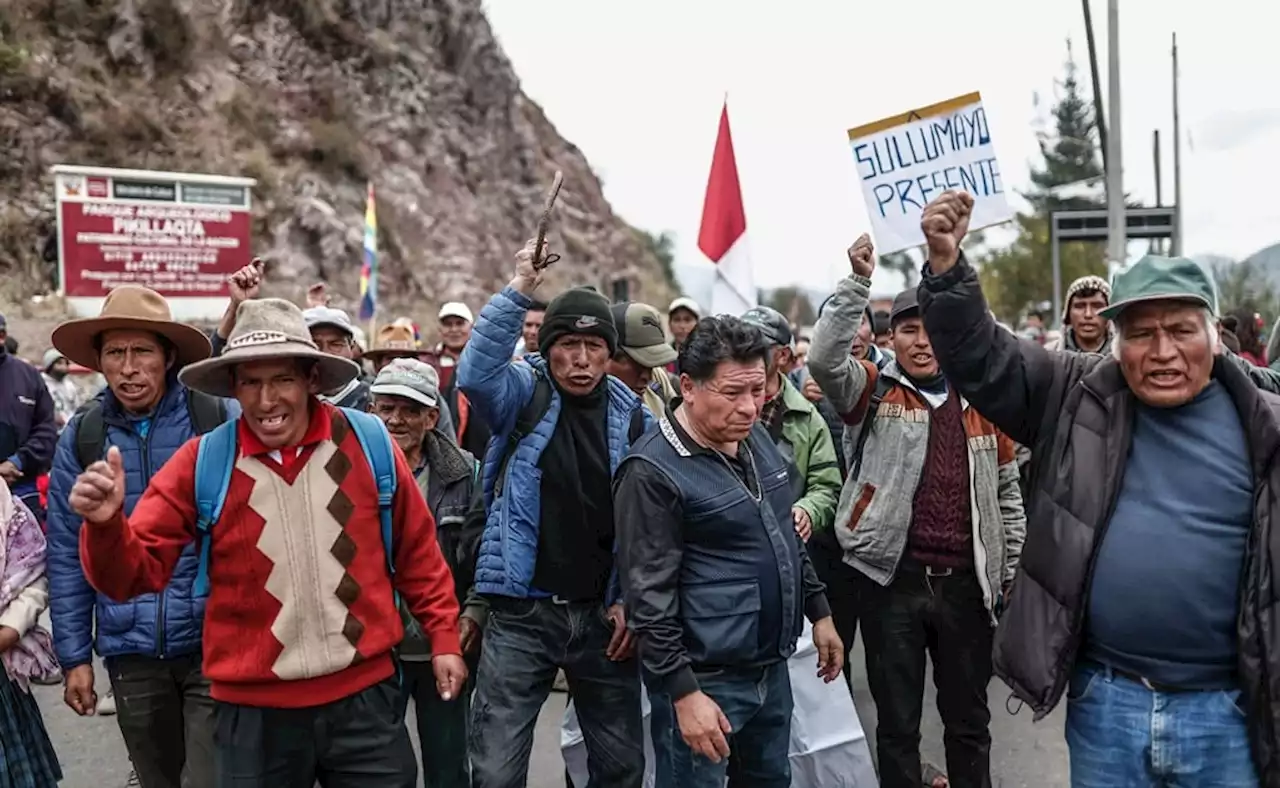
[54,166,255,300]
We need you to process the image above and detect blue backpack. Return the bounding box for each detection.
[191,408,398,598]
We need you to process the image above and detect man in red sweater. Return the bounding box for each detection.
[70,297,466,787]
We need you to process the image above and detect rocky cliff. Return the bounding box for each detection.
[0,0,673,325]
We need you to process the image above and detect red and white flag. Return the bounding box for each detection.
[698,102,756,315]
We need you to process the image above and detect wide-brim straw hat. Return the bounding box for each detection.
[179,298,361,399]
[364,323,421,362]
[51,285,212,372]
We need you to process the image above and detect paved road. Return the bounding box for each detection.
[40,634,1070,787]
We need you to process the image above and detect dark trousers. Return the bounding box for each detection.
[214,677,415,788]
[106,653,216,788]
[860,564,994,788]
[649,661,794,788]
[469,598,644,788]
[807,534,862,693]
[401,658,473,788]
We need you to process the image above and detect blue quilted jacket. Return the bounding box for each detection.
[47,378,239,668]
[457,286,653,600]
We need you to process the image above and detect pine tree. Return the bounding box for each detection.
[1026,42,1105,214]
[977,41,1108,322]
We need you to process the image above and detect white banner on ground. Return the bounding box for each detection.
[847,91,1013,254]
[561,621,877,787]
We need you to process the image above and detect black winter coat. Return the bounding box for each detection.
[920,255,1280,786]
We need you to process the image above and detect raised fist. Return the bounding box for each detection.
[306,282,331,308]
[847,233,875,279]
[511,237,551,293]
[69,446,126,525]
[229,258,264,304]
[921,190,974,274]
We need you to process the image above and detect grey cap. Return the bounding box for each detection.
[889,288,920,323]
[370,358,440,408]
[302,306,355,337]
[0,311,6,331]
[740,305,795,349]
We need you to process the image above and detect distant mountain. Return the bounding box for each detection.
[1243,243,1280,288]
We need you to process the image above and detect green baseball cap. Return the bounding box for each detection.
[1099,255,1217,320]
[610,302,678,369]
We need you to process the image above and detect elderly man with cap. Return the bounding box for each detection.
[457,240,652,788]
[809,232,1026,788]
[1046,275,1113,354]
[0,311,57,527]
[71,297,466,786]
[919,191,1280,785]
[607,301,679,415]
[369,358,485,788]
[425,302,474,390]
[45,285,230,787]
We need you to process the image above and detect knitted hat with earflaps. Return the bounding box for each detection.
[1061,275,1110,325]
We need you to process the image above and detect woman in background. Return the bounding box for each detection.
[0,482,62,788]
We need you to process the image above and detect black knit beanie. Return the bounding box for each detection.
[537,287,619,356]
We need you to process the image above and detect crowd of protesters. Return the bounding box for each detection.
[1,189,1280,788]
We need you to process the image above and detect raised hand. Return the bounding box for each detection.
[921,190,974,274]
[511,237,551,293]
[228,257,264,304]
[306,282,331,308]
[847,233,875,279]
[69,446,126,525]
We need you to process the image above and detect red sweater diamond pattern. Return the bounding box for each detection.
[81,402,461,708]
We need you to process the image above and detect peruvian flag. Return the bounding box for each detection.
[698,102,756,315]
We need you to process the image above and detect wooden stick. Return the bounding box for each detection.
[532,171,564,271]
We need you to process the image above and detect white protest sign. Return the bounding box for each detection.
[847,91,1013,254]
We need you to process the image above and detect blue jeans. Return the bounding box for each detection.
[1066,661,1259,787]
[468,598,644,788]
[649,661,793,788]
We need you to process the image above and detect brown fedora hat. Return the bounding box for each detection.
[51,285,212,372]
[363,323,420,362]
[179,298,360,399]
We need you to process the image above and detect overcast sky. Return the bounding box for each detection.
[483,0,1280,297]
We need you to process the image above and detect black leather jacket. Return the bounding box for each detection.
[921,255,1280,786]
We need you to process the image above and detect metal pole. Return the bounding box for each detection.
[1082,0,1108,171]
[1105,0,1125,272]
[1153,129,1163,254]
[1051,218,1063,328]
[1172,32,1183,256]
[1153,130,1162,207]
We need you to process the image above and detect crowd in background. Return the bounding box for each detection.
[3,189,1280,788]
